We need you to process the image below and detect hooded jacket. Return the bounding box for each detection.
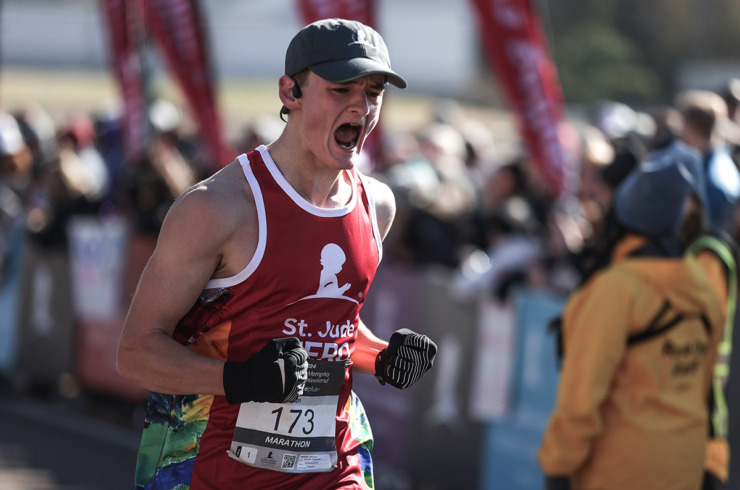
[538,234,726,490]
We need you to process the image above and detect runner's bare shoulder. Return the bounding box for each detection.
[363,175,396,239]
[158,161,258,263]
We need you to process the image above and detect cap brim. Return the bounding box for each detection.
[309,57,407,89]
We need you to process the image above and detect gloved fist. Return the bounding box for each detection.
[223,337,308,404]
[375,328,437,389]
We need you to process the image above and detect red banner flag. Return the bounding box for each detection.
[294,0,385,171]
[99,0,232,168]
[469,0,567,196]
[296,0,376,27]
[146,0,233,168]
[98,0,149,158]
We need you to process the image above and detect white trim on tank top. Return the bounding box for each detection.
[258,145,357,217]
[203,153,268,289]
[355,171,384,263]
[203,147,382,289]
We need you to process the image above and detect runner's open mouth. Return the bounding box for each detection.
[335,123,360,150]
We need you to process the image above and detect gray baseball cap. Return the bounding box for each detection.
[285,18,407,89]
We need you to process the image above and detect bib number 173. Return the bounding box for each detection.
[271,407,315,435]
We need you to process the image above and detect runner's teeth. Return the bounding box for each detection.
[335,123,360,149]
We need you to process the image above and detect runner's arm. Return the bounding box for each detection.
[117,182,233,395]
[352,319,388,374]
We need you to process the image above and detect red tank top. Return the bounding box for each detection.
[166,146,381,489]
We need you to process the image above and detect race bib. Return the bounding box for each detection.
[227,359,348,473]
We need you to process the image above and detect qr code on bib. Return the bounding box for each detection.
[281,454,297,470]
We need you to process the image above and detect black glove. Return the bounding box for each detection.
[375,328,437,389]
[223,337,308,404]
[545,476,570,490]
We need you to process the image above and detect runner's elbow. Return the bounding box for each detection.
[116,342,137,382]
[116,334,148,383]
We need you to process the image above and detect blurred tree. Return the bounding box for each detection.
[714,0,740,54]
[553,20,660,104]
[541,0,740,105]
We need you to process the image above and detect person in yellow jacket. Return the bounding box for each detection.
[539,142,727,490]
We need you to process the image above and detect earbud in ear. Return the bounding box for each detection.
[292,83,302,99]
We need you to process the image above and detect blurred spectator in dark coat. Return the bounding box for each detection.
[0,111,32,280]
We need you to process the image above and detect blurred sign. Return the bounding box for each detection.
[69,218,151,401]
[480,289,564,490]
[469,298,516,421]
[68,216,129,320]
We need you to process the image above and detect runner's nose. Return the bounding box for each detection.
[348,92,371,116]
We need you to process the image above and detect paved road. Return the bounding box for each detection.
[0,391,142,490]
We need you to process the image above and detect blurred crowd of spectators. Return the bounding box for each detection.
[0,99,203,269]
[2,78,740,307]
[378,79,740,306]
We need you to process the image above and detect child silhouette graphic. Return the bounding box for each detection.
[317,243,351,297]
